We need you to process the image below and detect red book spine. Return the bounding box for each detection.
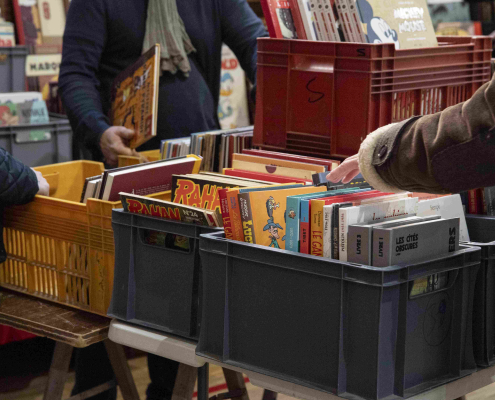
[479,188,487,214]
[218,188,234,239]
[300,203,311,254]
[260,0,278,38]
[289,0,307,39]
[12,0,25,45]
[468,189,480,214]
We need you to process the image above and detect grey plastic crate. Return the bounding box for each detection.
[465,215,495,367]
[198,232,481,400]
[108,209,223,340]
[0,114,72,167]
[0,46,28,92]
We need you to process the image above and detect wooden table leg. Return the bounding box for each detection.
[171,363,198,400]
[198,364,209,400]
[222,368,249,400]
[104,339,139,400]
[43,342,73,400]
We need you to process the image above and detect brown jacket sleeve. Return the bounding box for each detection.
[362,73,495,194]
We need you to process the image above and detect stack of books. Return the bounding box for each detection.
[261,0,438,50]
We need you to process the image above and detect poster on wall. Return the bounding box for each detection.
[218,44,250,130]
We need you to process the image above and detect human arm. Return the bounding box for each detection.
[327,74,495,194]
[0,149,48,205]
[219,0,268,86]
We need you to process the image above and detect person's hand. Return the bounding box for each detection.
[100,126,141,167]
[326,154,360,184]
[32,169,49,196]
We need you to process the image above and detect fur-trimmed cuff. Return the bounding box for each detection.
[358,124,406,193]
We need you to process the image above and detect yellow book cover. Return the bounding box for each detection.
[239,186,325,249]
[111,44,161,149]
[227,189,243,241]
[310,198,328,257]
[232,154,327,173]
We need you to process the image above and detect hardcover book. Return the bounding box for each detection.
[242,149,340,170]
[260,0,298,39]
[355,0,437,49]
[120,192,221,226]
[111,44,160,149]
[372,217,459,267]
[296,0,319,40]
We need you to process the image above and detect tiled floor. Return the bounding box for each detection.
[1,354,495,400]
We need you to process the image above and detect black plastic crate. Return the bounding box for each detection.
[0,46,27,92]
[0,114,72,166]
[465,215,495,367]
[108,209,222,340]
[198,232,480,400]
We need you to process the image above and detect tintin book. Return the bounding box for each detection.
[111,44,160,149]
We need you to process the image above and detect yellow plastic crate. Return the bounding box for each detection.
[1,160,170,315]
[117,149,161,167]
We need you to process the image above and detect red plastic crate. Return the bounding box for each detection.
[253,36,492,158]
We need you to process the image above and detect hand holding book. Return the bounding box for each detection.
[100,126,146,167]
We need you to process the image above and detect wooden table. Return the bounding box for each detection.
[108,319,495,400]
[0,289,139,400]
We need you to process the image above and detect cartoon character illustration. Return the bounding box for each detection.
[288,209,296,219]
[220,73,234,97]
[263,218,283,248]
[134,65,152,91]
[356,0,400,49]
[218,99,233,120]
[266,197,280,218]
[0,105,18,126]
[122,87,131,103]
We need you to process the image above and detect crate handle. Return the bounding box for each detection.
[41,172,59,196]
[138,227,192,254]
[409,269,458,299]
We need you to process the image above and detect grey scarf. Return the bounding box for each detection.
[142,0,196,77]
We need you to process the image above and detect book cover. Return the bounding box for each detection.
[227,189,243,241]
[111,44,160,149]
[16,100,50,142]
[218,188,234,239]
[239,186,324,249]
[0,20,15,46]
[356,0,437,49]
[120,192,219,226]
[297,0,319,40]
[417,194,470,242]
[232,160,317,180]
[233,153,327,173]
[323,204,333,257]
[242,149,340,170]
[224,169,312,185]
[309,0,329,40]
[101,155,201,202]
[18,0,42,46]
[372,217,459,267]
[289,0,308,39]
[38,0,66,40]
[260,0,298,39]
[339,197,419,261]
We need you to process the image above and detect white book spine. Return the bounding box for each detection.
[333,0,350,42]
[308,0,328,41]
[339,197,419,262]
[340,0,357,42]
[297,0,319,40]
[323,205,333,258]
[347,0,367,42]
[311,0,331,41]
[321,0,341,42]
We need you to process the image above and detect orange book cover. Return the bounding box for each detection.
[239,186,324,249]
[233,153,326,173]
[227,189,244,241]
[111,44,160,149]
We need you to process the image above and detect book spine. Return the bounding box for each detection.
[289,0,308,39]
[347,0,366,42]
[333,0,349,41]
[339,206,349,261]
[468,189,479,214]
[298,0,319,40]
[331,204,340,259]
[372,229,391,267]
[480,188,487,215]
[299,199,311,254]
[323,205,333,258]
[310,199,325,256]
[286,197,300,252]
[347,225,371,265]
[339,0,355,42]
[309,0,329,41]
[260,0,279,38]
[322,0,340,41]
[485,186,495,216]
[238,193,256,244]
[227,190,245,241]
[219,188,234,239]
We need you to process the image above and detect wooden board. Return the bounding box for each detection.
[0,289,110,347]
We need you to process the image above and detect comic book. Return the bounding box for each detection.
[237,186,323,249]
[110,44,160,149]
[120,192,221,227]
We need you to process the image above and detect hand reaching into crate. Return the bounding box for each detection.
[100,126,142,167]
[32,170,49,197]
[327,154,360,185]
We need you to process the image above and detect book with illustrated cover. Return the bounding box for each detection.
[355,0,437,49]
[372,217,459,267]
[111,44,160,149]
[238,186,324,249]
[260,0,298,39]
[120,192,221,227]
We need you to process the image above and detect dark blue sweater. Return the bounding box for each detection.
[59,0,267,159]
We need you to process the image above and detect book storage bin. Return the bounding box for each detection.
[0,46,28,92]
[108,209,222,340]
[0,160,170,316]
[198,232,481,400]
[253,36,492,158]
[0,114,72,167]
[465,215,495,367]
